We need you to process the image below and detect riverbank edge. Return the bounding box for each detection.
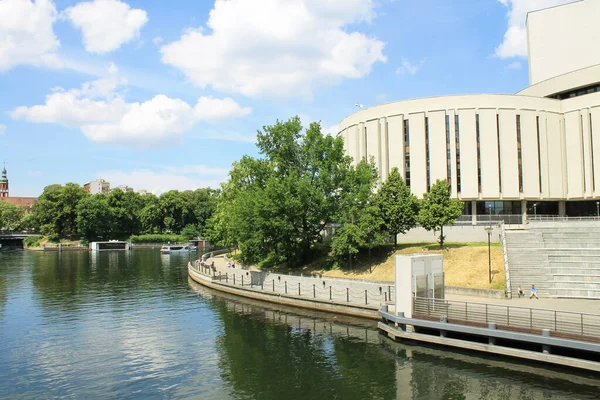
[188,263,381,320]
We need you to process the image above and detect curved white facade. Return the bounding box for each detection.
[339,0,600,218]
[339,91,600,203]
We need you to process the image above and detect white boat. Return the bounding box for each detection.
[160,245,191,253]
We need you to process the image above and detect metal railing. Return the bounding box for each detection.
[413,297,600,338]
[528,215,600,222]
[190,261,394,307]
[454,214,523,225]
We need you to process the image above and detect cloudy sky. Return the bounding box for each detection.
[0,0,575,196]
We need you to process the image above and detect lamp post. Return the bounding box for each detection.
[485,226,493,284]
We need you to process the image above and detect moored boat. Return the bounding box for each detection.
[160,245,191,253]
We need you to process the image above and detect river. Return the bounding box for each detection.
[0,250,598,399]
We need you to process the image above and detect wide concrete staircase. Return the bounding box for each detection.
[505,221,600,299]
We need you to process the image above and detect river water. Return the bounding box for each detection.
[1,250,599,399]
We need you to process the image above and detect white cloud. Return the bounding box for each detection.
[100,168,226,195]
[395,58,426,75]
[507,61,522,70]
[160,0,386,98]
[0,124,5,135]
[64,0,148,54]
[10,64,251,147]
[495,0,574,58]
[0,0,60,71]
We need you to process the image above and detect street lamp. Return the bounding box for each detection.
[485,226,493,284]
[487,204,492,224]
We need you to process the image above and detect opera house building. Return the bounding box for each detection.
[338,0,600,224]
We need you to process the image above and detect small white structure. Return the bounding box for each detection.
[395,254,444,318]
[89,241,130,251]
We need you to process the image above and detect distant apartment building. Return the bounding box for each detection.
[83,179,110,195]
[113,185,134,193]
[138,189,149,196]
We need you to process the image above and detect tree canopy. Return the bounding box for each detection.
[0,201,24,231]
[376,167,419,247]
[208,117,351,268]
[418,179,463,248]
[32,185,219,242]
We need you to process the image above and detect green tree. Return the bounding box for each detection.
[210,117,350,267]
[0,201,24,231]
[332,160,382,269]
[140,194,164,233]
[418,179,463,248]
[20,213,39,232]
[76,195,114,241]
[33,183,88,239]
[108,189,144,238]
[181,224,200,240]
[376,167,419,247]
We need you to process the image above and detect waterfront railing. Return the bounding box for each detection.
[190,261,393,307]
[413,296,600,339]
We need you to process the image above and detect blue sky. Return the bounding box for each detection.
[0,0,573,196]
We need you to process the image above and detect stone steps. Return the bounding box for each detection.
[505,224,600,298]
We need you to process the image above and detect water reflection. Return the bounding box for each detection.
[1,250,599,400]
[190,280,600,400]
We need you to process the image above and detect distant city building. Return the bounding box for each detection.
[0,164,8,198]
[83,179,110,195]
[114,185,134,193]
[138,189,149,195]
[0,165,37,212]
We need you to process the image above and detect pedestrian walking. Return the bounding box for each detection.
[529,284,539,299]
[227,261,231,268]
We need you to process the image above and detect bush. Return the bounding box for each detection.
[24,236,44,248]
[129,233,186,244]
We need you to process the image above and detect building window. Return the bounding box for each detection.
[404,119,411,188]
[549,83,600,100]
[445,115,451,187]
[455,115,461,193]
[497,114,502,193]
[591,114,596,192]
[536,116,542,193]
[425,116,430,191]
[581,115,586,193]
[476,114,481,194]
[516,115,523,193]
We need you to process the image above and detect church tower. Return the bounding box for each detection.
[0,164,8,198]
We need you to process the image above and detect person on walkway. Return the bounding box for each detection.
[517,286,524,298]
[232,261,235,269]
[529,284,538,299]
[227,261,231,268]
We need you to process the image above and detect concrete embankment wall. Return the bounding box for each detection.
[188,263,387,320]
[396,225,502,244]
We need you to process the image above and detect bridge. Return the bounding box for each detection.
[0,231,41,249]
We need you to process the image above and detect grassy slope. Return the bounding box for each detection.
[297,243,506,290]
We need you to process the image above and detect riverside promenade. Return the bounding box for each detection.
[189,254,393,319]
[190,254,600,329]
